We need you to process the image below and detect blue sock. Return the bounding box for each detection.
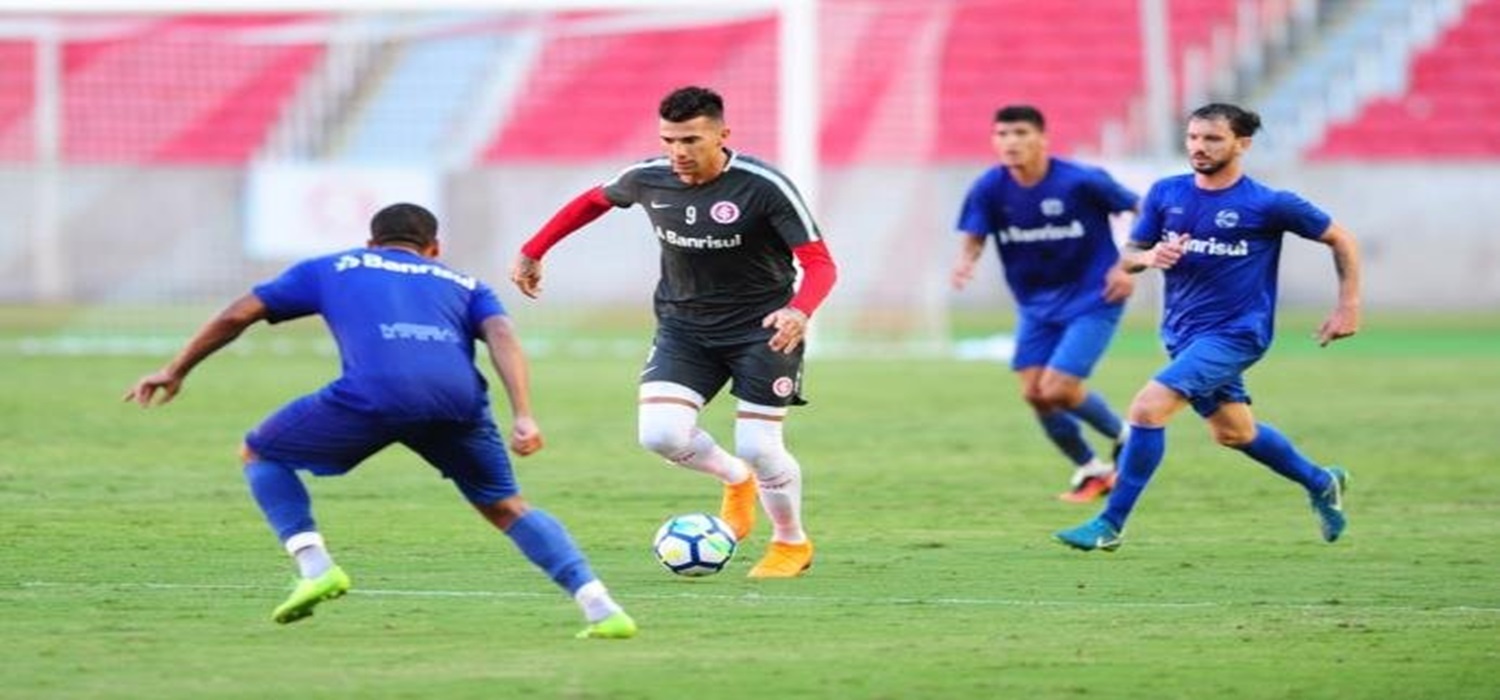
[1069,391,1124,441]
[244,460,315,543]
[506,509,598,595]
[1237,423,1331,492]
[1038,411,1094,465]
[1100,425,1166,530]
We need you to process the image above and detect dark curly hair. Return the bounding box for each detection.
[659,86,725,123]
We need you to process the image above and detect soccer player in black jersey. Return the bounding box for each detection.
[511,86,837,578]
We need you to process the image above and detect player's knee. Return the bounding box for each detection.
[1210,424,1255,448]
[734,424,790,474]
[477,495,530,531]
[1126,384,1177,426]
[1022,389,1051,411]
[735,439,785,472]
[638,422,693,459]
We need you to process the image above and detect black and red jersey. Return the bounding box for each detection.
[602,149,823,341]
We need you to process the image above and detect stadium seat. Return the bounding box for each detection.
[1311,0,1500,160]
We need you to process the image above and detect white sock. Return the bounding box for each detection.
[735,407,806,543]
[573,580,623,622]
[285,531,333,578]
[756,461,807,543]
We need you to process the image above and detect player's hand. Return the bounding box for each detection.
[1102,265,1135,303]
[509,415,543,456]
[123,370,183,407]
[1144,233,1188,269]
[1316,303,1360,347]
[509,255,544,299]
[763,307,809,354]
[950,259,977,290]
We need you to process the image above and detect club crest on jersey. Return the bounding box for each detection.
[710,201,741,224]
[771,376,796,398]
[1214,209,1240,228]
[1040,198,1065,217]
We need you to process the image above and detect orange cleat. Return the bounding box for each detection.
[1058,470,1116,503]
[747,540,814,579]
[720,473,757,541]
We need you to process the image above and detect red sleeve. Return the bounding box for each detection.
[519,186,615,259]
[787,240,837,318]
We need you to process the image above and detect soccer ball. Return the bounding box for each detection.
[652,513,738,576]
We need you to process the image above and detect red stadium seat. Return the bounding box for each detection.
[1311,0,1500,160]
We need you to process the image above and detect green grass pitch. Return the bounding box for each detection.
[2,311,1498,699]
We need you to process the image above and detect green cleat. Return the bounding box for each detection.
[576,611,638,640]
[1310,467,1349,543]
[271,566,351,624]
[1054,517,1123,552]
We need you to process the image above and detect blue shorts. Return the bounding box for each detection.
[243,394,518,505]
[1155,331,1266,417]
[1012,304,1124,378]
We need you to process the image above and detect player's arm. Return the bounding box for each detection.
[1314,221,1361,347]
[509,186,615,299]
[123,293,268,407]
[765,240,838,354]
[950,233,987,290]
[479,314,543,456]
[1121,234,1189,273]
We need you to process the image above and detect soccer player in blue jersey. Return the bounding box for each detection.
[511,86,837,578]
[952,105,1139,501]
[124,203,636,638]
[1054,103,1362,552]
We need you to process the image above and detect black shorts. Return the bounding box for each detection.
[640,327,807,407]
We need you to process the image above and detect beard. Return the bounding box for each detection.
[1191,156,1228,175]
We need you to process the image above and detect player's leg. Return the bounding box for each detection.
[726,341,813,578]
[638,334,755,538]
[1014,315,1100,485]
[242,396,382,623]
[1058,333,1266,550]
[1055,331,1266,549]
[1048,306,1129,459]
[1055,379,1184,550]
[404,417,634,639]
[1206,402,1348,542]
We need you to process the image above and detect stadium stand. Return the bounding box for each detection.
[0,15,322,164]
[480,12,779,161]
[336,20,517,163]
[0,40,38,162]
[1312,0,1500,159]
[0,3,1273,165]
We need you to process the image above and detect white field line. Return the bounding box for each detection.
[16,580,1500,614]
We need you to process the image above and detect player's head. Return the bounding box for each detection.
[1185,103,1260,176]
[990,104,1048,168]
[659,86,731,184]
[369,203,439,257]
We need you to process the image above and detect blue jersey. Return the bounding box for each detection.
[956,157,1138,321]
[252,247,505,421]
[1131,174,1332,351]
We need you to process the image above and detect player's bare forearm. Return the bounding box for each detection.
[124,294,267,406]
[1118,241,1152,274]
[1317,222,1362,346]
[481,315,543,454]
[481,315,533,419]
[951,234,987,290]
